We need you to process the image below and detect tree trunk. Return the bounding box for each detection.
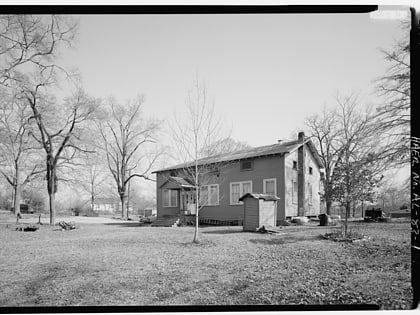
[193,186,199,243]
[361,200,364,218]
[13,169,21,216]
[326,199,332,215]
[49,192,56,225]
[47,158,57,225]
[120,194,128,220]
[344,201,350,238]
[91,194,95,216]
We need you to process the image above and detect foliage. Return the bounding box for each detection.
[331,159,382,207]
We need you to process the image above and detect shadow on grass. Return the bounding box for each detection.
[201,229,244,235]
[103,222,150,227]
[249,234,322,245]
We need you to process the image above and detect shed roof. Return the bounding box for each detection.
[239,193,280,201]
[154,138,323,173]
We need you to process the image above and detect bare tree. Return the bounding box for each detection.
[306,93,388,237]
[331,94,385,237]
[305,106,343,215]
[98,96,160,220]
[25,87,98,225]
[72,151,110,216]
[171,78,227,243]
[374,22,410,166]
[200,137,251,157]
[0,15,78,86]
[0,86,43,215]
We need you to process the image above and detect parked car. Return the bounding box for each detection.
[140,213,157,224]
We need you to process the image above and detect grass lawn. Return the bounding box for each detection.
[0,213,412,309]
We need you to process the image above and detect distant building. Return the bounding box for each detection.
[92,198,119,214]
[153,132,324,226]
[92,197,133,214]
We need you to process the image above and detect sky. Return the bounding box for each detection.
[59,11,408,149]
[50,9,410,197]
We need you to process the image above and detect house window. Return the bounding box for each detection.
[199,184,219,206]
[309,167,313,175]
[308,184,313,205]
[292,181,298,204]
[163,189,178,207]
[263,178,277,196]
[240,160,253,171]
[293,161,297,170]
[230,180,252,205]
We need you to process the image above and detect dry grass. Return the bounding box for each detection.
[0,214,412,309]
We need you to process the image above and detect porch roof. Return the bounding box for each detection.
[159,176,195,189]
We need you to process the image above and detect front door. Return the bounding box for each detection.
[181,191,196,214]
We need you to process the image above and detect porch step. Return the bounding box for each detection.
[151,216,180,227]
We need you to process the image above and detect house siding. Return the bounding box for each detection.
[199,154,284,221]
[155,140,321,223]
[305,144,321,216]
[284,143,321,217]
[156,172,180,217]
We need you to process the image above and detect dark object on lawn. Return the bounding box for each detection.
[378,217,390,222]
[256,225,282,234]
[319,213,329,226]
[58,221,77,230]
[365,208,383,221]
[16,225,39,232]
[277,219,291,226]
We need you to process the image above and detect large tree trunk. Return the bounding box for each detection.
[13,168,21,216]
[120,193,128,220]
[49,192,56,225]
[47,158,57,225]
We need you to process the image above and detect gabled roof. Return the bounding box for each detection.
[154,138,323,173]
[159,176,195,189]
[239,193,280,201]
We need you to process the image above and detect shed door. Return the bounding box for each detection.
[259,201,276,227]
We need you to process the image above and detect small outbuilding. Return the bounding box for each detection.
[239,193,280,232]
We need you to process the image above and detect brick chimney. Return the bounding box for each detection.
[297,132,305,216]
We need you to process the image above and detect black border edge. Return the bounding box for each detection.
[0,5,378,15]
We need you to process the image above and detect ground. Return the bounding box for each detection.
[0,210,412,309]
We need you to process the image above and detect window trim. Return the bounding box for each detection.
[230,180,253,205]
[199,184,219,206]
[163,189,178,207]
[263,178,277,197]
